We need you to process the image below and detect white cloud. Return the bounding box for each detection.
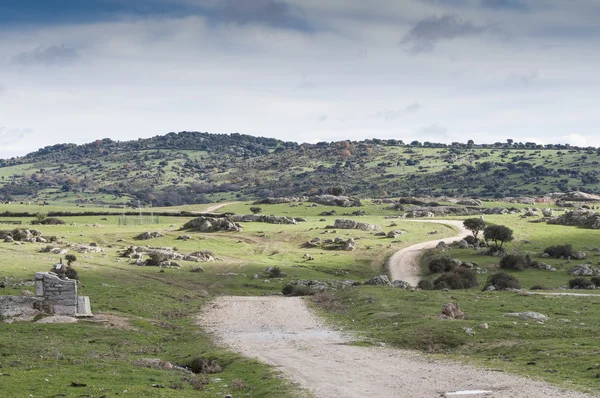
[1,1,600,158]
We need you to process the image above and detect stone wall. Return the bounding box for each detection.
[1,272,92,322]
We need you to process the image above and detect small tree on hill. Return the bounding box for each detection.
[65,254,77,266]
[463,218,486,238]
[249,206,262,214]
[483,225,514,248]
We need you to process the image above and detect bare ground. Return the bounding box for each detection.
[198,220,593,397]
[199,296,592,398]
[388,220,471,285]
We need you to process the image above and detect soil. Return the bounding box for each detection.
[388,220,471,285]
[198,220,593,397]
[199,296,591,398]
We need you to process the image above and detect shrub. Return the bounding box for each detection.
[483,272,520,290]
[311,291,344,312]
[483,224,514,248]
[568,277,594,289]
[427,257,455,273]
[65,267,79,280]
[417,279,434,290]
[464,235,479,245]
[65,254,77,265]
[146,252,169,266]
[282,285,312,296]
[433,268,478,290]
[31,217,65,225]
[591,276,600,287]
[530,284,545,290]
[543,244,575,259]
[267,266,283,278]
[499,254,527,271]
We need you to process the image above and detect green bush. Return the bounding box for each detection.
[282,285,312,296]
[544,244,575,259]
[417,279,434,290]
[530,284,545,290]
[427,257,455,273]
[568,277,594,289]
[484,272,520,290]
[499,254,527,271]
[433,268,478,290]
[30,217,65,225]
[591,276,600,287]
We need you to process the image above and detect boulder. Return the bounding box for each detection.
[365,275,391,286]
[436,241,449,250]
[332,219,381,232]
[229,214,297,224]
[456,198,483,206]
[458,240,469,249]
[387,230,402,239]
[135,232,164,240]
[309,195,362,207]
[570,264,600,276]
[504,312,549,321]
[391,280,412,289]
[438,303,466,320]
[182,217,242,232]
[541,208,553,217]
[572,251,587,260]
[483,207,509,215]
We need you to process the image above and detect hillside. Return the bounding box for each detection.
[1,132,598,206]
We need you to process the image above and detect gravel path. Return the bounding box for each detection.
[388,220,471,285]
[199,296,593,398]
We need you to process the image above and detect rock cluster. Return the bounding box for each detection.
[254,197,309,204]
[310,195,362,207]
[182,216,242,232]
[547,210,600,229]
[331,219,381,231]
[438,303,466,320]
[229,214,298,224]
[301,237,358,251]
[2,228,50,243]
[121,246,215,264]
[570,264,600,276]
[135,231,165,240]
[364,275,391,286]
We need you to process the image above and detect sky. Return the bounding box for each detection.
[1,0,600,158]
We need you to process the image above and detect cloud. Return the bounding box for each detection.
[12,45,79,66]
[416,124,450,141]
[559,134,588,147]
[481,0,529,12]
[401,14,486,53]
[214,0,309,29]
[405,102,421,113]
[0,127,31,146]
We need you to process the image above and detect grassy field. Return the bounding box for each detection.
[1,200,600,396]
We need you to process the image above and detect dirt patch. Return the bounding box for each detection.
[387,220,470,285]
[198,296,592,398]
[92,312,138,330]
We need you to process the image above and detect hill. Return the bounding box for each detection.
[1,132,598,206]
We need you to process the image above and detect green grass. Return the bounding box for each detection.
[2,201,600,396]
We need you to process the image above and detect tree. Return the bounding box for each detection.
[65,254,77,266]
[326,186,345,196]
[483,225,514,248]
[463,218,486,238]
[249,206,262,214]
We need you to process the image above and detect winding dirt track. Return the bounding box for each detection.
[388,219,471,285]
[198,220,594,398]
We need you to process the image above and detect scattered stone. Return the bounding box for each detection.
[479,323,489,329]
[391,280,411,289]
[36,315,78,324]
[191,267,204,273]
[572,252,587,260]
[504,312,549,321]
[438,303,466,320]
[177,235,192,241]
[465,327,475,336]
[229,214,297,225]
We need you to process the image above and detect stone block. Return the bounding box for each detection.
[77,296,92,316]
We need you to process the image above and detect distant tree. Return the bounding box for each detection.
[483,225,514,248]
[463,218,486,238]
[249,206,262,214]
[326,186,345,196]
[65,254,77,266]
[466,139,474,148]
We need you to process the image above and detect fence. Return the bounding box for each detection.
[118,215,160,225]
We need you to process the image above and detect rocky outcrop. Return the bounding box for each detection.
[332,219,381,231]
[456,198,483,206]
[309,195,362,207]
[557,191,600,202]
[121,246,215,263]
[391,280,412,289]
[229,214,297,224]
[547,210,600,229]
[2,228,48,243]
[365,275,391,286]
[254,197,309,204]
[135,231,165,240]
[541,208,553,217]
[182,217,242,232]
[504,312,548,321]
[570,264,600,276]
[506,197,536,205]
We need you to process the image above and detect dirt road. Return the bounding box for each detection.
[199,296,592,398]
[388,220,471,285]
